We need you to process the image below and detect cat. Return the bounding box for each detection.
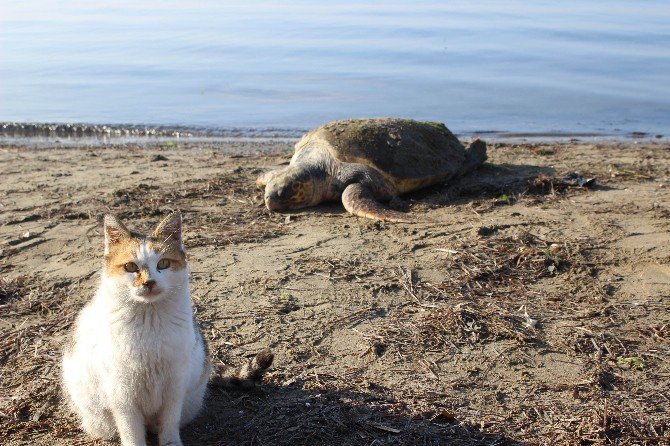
[62,212,273,446]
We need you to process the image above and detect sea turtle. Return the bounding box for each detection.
[256,118,487,222]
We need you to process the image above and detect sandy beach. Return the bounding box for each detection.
[1,139,669,445]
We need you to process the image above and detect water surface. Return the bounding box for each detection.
[1,0,669,136]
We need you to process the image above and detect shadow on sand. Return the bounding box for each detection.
[180,381,526,446]
[414,162,557,205]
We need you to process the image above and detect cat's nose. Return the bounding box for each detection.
[144,279,156,291]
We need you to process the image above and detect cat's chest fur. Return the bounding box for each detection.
[88,286,196,408]
[108,298,192,361]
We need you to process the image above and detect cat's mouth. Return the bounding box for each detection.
[133,287,163,302]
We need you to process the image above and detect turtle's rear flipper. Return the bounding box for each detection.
[342,183,418,223]
[464,138,488,171]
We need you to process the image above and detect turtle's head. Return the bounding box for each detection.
[264,165,319,211]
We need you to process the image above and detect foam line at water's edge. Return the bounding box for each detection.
[0,122,666,146]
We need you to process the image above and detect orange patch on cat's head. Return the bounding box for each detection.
[131,266,151,287]
[105,240,143,277]
[103,215,142,277]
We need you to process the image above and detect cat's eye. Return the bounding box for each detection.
[124,262,139,273]
[157,259,171,270]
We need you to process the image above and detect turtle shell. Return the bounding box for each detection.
[293,118,473,193]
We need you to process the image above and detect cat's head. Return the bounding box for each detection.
[103,212,188,303]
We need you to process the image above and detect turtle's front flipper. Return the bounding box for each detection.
[256,169,283,187]
[342,183,417,223]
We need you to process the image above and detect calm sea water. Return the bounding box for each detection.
[1,0,669,137]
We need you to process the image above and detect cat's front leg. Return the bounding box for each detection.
[157,385,186,446]
[111,404,147,446]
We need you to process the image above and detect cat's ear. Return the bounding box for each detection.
[104,214,130,254]
[152,212,182,245]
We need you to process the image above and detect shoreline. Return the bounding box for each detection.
[1,121,666,146]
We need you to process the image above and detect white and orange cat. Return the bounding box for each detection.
[62,212,272,446]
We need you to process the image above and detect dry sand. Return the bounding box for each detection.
[1,139,669,445]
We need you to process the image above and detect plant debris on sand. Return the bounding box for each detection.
[1,140,669,445]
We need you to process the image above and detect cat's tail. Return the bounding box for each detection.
[210,349,274,389]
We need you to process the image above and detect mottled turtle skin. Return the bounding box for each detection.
[257,118,487,222]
